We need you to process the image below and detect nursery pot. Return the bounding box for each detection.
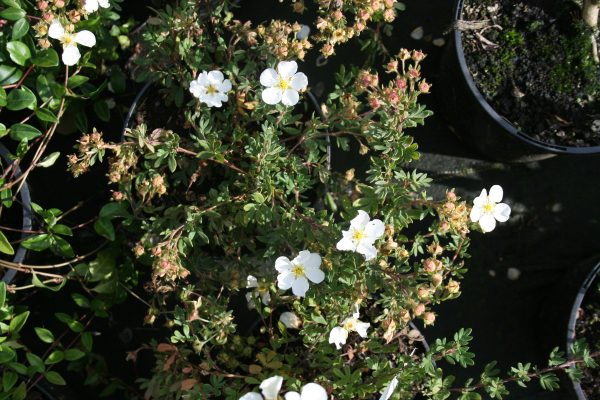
[437,0,600,163]
[0,143,33,283]
[565,260,600,399]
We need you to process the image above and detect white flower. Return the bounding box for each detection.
[470,185,511,233]
[328,305,370,350]
[189,70,232,108]
[284,383,328,400]
[83,0,110,13]
[245,275,270,310]
[260,61,308,106]
[48,20,96,66]
[380,377,399,400]
[279,312,302,329]
[275,250,324,297]
[336,210,385,261]
[239,376,283,400]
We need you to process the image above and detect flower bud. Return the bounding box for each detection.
[419,81,430,93]
[386,60,398,72]
[423,312,436,326]
[423,258,437,273]
[398,48,411,61]
[279,312,302,329]
[411,50,425,62]
[54,0,65,8]
[432,273,443,287]
[446,191,457,202]
[447,279,460,294]
[414,303,425,316]
[417,286,430,299]
[399,308,411,323]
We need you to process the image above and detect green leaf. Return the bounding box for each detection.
[81,332,92,352]
[35,108,58,123]
[94,217,115,241]
[37,152,60,168]
[0,346,16,364]
[53,235,74,258]
[31,48,59,68]
[51,223,71,236]
[99,202,130,219]
[11,18,28,40]
[0,231,14,255]
[32,272,65,292]
[0,87,6,107]
[6,89,36,111]
[0,282,6,308]
[45,350,64,364]
[6,41,30,66]
[2,370,18,392]
[45,371,66,386]
[67,75,89,89]
[0,7,25,21]
[93,100,110,122]
[0,65,22,85]
[34,327,54,344]
[12,382,26,400]
[26,353,45,373]
[64,348,85,361]
[21,233,50,251]
[8,311,29,335]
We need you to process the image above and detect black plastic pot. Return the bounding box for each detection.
[0,143,33,283]
[566,260,600,399]
[437,0,600,163]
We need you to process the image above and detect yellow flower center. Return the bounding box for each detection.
[483,202,494,213]
[62,34,74,45]
[352,229,364,241]
[343,319,356,331]
[206,84,218,95]
[277,77,291,90]
[292,264,305,278]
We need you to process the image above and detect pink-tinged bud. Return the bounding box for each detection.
[133,244,145,257]
[387,89,400,106]
[43,13,54,22]
[385,0,395,7]
[369,96,381,110]
[447,279,460,294]
[414,304,426,316]
[432,273,443,286]
[440,221,450,232]
[321,43,334,57]
[417,287,430,299]
[446,191,457,201]
[395,78,407,90]
[419,81,431,93]
[355,21,366,31]
[423,312,436,326]
[444,202,455,211]
[408,68,420,79]
[37,0,48,10]
[387,60,398,72]
[398,48,411,61]
[358,9,370,20]
[371,0,382,9]
[412,50,426,62]
[423,258,437,273]
[54,0,65,8]
[332,10,343,21]
[383,9,395,22]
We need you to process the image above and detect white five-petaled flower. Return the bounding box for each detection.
[336,210,385,261]
[470,185,511,233]
[189,70,232,108]
[328,305,370,350]
[245,275,270,310]
[379,377,399,400]
[275,250,324,297]
[284,383,328,400]
[260,61,308,106]
[279,312,302,329]
[239,376,283,400]
[83,0,110,13]
[48,20,96,66]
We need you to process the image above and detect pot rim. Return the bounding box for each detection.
[566,259,600,399]
[452,0,600,155]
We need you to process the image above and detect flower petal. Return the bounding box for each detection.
[493,203,511,223]
[277,271,295,290]
[279,312,301,329]
[219,79,232,92]
[291,276,309,297]
[300,383,328,400]
[240,392,263,400]
[285,392,301,400]
[380,377,399,400]
[48,20,65,40]
[329,327,348,349]
[364,219,385,241]
[275,256,293,273]
[304,266,324,284]
[261,291,271,305]
[478,213,496,233]
[277,61,298,78]
[336,235,355,251]
[303,252,322,270]
[84,0,99,13]
[473,190,487,207]
[354,321,370,338]
[291,72,308,91]
[357,242,377,261]
[488,185,503,203]
[350,210,370,230]
[262,87,282,105]
[98,0,110,7]
[470,206,483,223]
[260,68,278,87]
[74,30,96,47]
[245,292,256,310]
[189,80,202,98]
[281,89,299,106]
[207,70,224,83]
[246,275,258,288]
[61,45,81,66]
[260,376,283,400]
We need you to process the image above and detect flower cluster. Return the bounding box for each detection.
[255,20,313,60]
[240,376,327,400]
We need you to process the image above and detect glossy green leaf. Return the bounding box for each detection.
[6,88,36,111]
[32,272,65,292]
[0,87,6,107]
[8,311,29,334]
[67,75,89,89]
[0,7,25,21]
[9,123,42,141]
[35,108,58,123]
[2,370,17,392]
[45,350,64,365]
[6,41,30,66]
[0,230,14,255]
[0,65,22,85]
[94,217,115,241]
[0,347,16,364]
[64,348,85,361]
[0,282,6,308]
[11,18,28,40]
[25,353,44,373]
[45,371,66,386]
[21,233,50,251]
[34,327,54,344]
[0,124,6,139]
[31,49,59,68]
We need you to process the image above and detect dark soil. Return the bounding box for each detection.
[575,278,600,399]
[461,0,600,147]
